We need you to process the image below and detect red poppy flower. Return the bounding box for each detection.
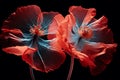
[0,5,66,73]
[59,6,117,76]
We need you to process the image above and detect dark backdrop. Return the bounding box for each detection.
[0,0,119,80]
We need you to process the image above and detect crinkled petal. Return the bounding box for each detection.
[2,46,36,56]
[44,13,64,40]
[2,5,42,33]
[0,32,26,48]
[22,44,66,72]
[0,31,32,48]
[1,28,23,37]
[81,41,117,58]
[47,13,64,35]
[41,12,61,34]
[69,6,96,27]
[70,41,117,75]
[90,43,117,75]
[81,41,117,75]
[70,46,96,68]
[63,14,80,46]
[88,16,114,43]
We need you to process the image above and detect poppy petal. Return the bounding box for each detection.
[47,14,64,35]
[2,28,23,37]
[81,41,117,75]
[90,43,117,75]
[0,32,26,48]
[88,16,114,43]
[71,46,96,68]
[69,6,95,27]
[63,14,80,46]
[2,5,42,33]
[22,44,66,72]
[41,12,59,32]
[2,46,36,56]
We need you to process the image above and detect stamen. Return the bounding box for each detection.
[30,26,44,36]
[78,26,93,39]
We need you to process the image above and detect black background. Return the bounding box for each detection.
[0,0,119,80]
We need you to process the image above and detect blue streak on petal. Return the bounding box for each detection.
[38,35,57,50]
[87,17,113,43]
[32,43,65,72]
[72,25,79,34]
[75,39,86,51]
[9,33,32,43]
[68,32,79,44]
[41,12,58,31]
[67,24,86,51]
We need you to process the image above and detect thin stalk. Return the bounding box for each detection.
[67,57,74,80]
[29,66,35,80]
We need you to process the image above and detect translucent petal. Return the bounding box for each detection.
[2,5,42,33]
[41,12,59,31]
[69,6,96,27]
[88,16,114,43]
[79,41,117,75]
[22,44,66,72]
[2,46,36,56]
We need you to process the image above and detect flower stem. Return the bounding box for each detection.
[67,57,74,80]
[29,66,35,80]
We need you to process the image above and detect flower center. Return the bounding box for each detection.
[78,26,93,39]
[30,26,44,36]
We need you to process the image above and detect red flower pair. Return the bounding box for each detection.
[0,5,117,80]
